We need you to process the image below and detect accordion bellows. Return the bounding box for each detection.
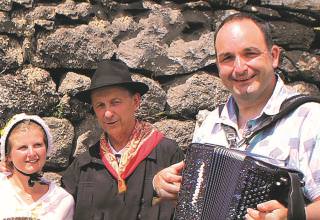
[174,143,303,220]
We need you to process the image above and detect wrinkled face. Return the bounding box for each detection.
[215,19,280,103]
[91,86,140,139]
[7,124,47,175]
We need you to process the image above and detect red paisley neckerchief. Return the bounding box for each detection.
[99,120,164,193]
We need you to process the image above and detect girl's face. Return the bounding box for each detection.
[7,124,47,175]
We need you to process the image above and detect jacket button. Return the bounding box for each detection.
[137,214,142,219]
[141,198,145,203]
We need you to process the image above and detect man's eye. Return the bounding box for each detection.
[245,51,260,58]
[111,100,121,106]
[95,103,104,108]
[220,56,233,63]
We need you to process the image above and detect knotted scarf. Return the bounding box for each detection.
[100,120,164,193]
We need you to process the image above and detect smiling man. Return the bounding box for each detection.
[153,13,320,219]
[61,60,184,220]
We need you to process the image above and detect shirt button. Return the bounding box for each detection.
[137,214,142,219]
[243,129,252,137]
[141,198,145,203]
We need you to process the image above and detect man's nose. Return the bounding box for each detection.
[104,109,113,118]
[233,56,248,73]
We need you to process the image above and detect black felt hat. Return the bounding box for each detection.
[75,60,149,104]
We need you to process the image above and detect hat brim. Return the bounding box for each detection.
[75,82,149,104]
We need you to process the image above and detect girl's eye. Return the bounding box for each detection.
[18,146,28,151]
[34,143,44,148]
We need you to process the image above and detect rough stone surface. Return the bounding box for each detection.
[154,119,195,150]
[288,81,319,96]
[280,50,320,82]
[270,21,315,50]
[45,117,74,169]
[55,1,94,22]
[31,25,116,69]
[241,5,281,18]
[166,72,230,118]
[43,172,62,185]
[117,2,214,76]
[13,0,33,8]
[0,35,24,73]
[0,0,12,11]
[209,0,248,8]
[54,94,90,123]
[58,71,91,97]
[261,0,320,11]
[117,3,184,75]
[194,109,212,131]
[25,5,56,30]
[166,32,215,74]
[0,66,59,127]
[132,74,167,122]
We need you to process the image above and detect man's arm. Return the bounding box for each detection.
[61,158,81,199]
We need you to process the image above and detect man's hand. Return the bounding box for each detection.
[153,161,185,200]
[245,200,287,220]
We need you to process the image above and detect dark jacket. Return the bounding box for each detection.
[61,137,184,220]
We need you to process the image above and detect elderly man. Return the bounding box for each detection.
[61,60,184,220]
[153,13,320,219]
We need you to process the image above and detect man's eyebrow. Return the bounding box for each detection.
[217,52,233,58]
[243,47,261,52]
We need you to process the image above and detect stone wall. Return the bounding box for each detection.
[0,0,319,173]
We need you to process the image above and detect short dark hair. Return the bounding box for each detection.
[214,12,274,51]
[118,85,141,97]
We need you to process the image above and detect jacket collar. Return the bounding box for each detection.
[76,141,157,168]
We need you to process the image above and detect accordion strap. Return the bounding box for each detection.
[220,95,320,149]
[288,173,306,220]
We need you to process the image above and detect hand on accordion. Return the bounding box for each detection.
[246,200,287,220]
[153,161,184,201]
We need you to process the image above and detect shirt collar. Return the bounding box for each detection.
[218,75,297,125]
[262,76,298,116]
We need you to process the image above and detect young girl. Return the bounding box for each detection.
[0,113,74,219]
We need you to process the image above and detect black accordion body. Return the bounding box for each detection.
[174,143,304,220]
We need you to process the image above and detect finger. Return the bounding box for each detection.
[157,189,179,200]
[158,172,181,193]
[246,208,266,220]
[257,200,284,212]
[168,161,185,174]
[153,170,182,199]
[161,171,182,183]
[155,179,180,200]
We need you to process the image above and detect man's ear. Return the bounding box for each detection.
[90,106,95,115]
[133,93,141,111]
[271,45,281,69]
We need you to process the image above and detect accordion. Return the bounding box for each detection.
[174,143,305,220]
